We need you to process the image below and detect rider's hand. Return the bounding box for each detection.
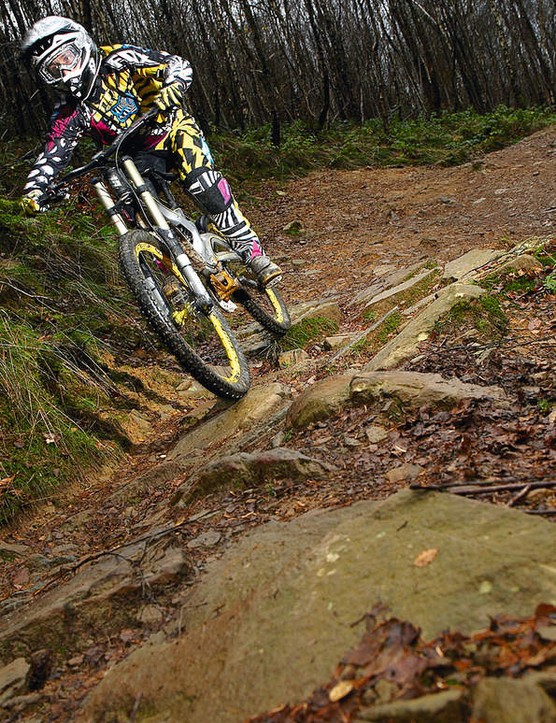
[19,189,46,215]
[155,81,185,112]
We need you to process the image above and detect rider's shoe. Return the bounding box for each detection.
[247,255,283,287]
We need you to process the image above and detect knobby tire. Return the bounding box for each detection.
[206,235,291,336]
[119,229,251,400]
[232,286,291,336]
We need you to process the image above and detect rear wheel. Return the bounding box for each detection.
[232,283,290,336]
[209,237,291,336]
[119,229,251,400]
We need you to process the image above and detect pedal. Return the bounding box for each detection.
[209,269,241,301]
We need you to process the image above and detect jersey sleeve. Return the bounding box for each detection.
[24,99,88,196]
[102,44,193,90]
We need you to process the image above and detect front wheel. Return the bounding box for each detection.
[119,229,251,400]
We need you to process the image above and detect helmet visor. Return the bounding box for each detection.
[39,43,83,84]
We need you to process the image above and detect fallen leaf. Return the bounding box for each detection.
[328,680,354,702]
[12,567,30,587]
[414,548,438,567]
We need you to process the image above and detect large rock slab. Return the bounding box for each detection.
[177,447,336,505]
[0,537,189,659]
[471,677,556,723]
[80,490,556,722]
[290,298,342,325]
[442,249,504,280]
[168,382,290,465]
[0,658,30,706]
[357,688,465,721]
[495,253,544,277]
[363,282,486,371]
[364,267,438,309]
[349,262,425,307]
[286,370,506,429]
[286,374,352,428]
[351,370,507,409]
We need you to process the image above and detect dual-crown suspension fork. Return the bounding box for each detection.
[95,159,214,312]
[94,178,128,235]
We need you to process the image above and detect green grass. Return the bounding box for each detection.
[545,273,556,293]
[0,198,157,524]
[533,247,556,293]
[500,276,538,294]
[0,313,111,523]
[434,295,509,339]
[281,316,339,351]
[346,309,404,360]
[209,106,556,186]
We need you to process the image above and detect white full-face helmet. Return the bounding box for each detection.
[21,16,100,100]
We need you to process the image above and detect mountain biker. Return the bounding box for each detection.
[19,16,282,287]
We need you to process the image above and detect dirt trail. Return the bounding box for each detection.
[0,126,555,721]
[257,126,555,305]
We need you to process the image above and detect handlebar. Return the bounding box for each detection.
[49,107,160,192]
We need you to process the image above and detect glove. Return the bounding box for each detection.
[19,189,46,215]
[155,81,185,112]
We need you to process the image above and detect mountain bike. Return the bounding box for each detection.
[44,108,290,400]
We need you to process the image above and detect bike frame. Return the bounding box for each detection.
[93,157,247,312]
[95,164,217,313]
[48,108,265,318]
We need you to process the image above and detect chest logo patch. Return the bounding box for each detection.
[110,92,139,123]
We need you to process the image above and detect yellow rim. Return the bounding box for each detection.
[135,241,242,385]
[135,242,186,284]
[265,288,285,324]
[172,308,190,326]
[208,312,242,382]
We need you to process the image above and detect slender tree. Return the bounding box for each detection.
[0,0,554,139]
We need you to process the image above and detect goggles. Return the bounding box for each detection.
[38,43,83,84]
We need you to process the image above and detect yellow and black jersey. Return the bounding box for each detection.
[24,44,193,195]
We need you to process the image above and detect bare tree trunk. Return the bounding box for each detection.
[1,0,555,139]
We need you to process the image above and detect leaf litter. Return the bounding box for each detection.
[247,604,556,722]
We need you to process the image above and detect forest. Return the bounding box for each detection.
[0,0,555,141]
[0,2,555,716]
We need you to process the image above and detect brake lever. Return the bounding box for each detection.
[39,187,70,208]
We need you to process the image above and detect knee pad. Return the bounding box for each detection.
[184,168,233,215]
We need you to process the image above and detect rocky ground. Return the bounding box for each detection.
[0,126,555,721]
